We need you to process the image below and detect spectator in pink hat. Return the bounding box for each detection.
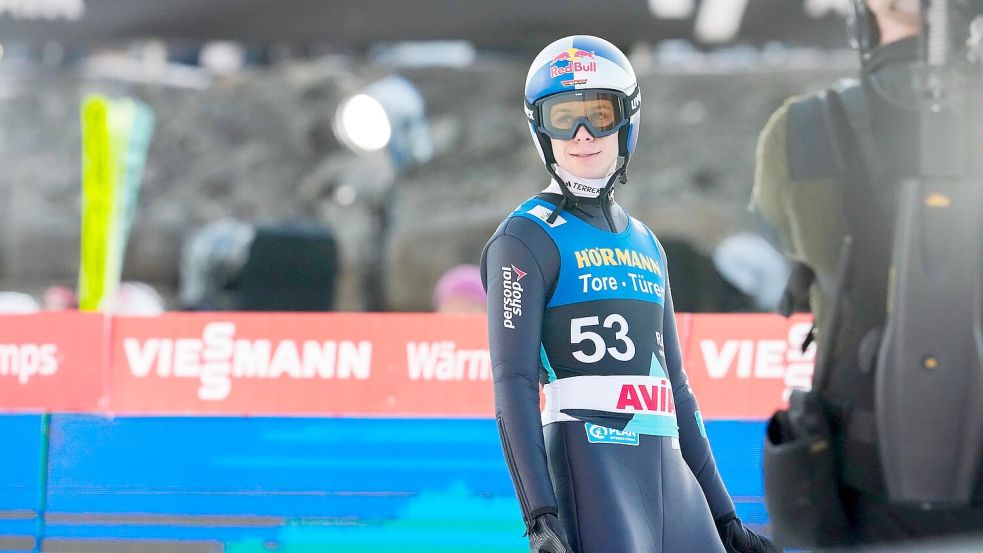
[432,264,486,314]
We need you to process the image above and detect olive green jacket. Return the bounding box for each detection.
[750,97,848,337]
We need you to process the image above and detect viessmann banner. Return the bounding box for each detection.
[110,312,495,417]
[0,312,814,419]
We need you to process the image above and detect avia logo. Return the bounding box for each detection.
[406,341,491,381]
[615,379,675,414]
[512,265,527,281]
[699,321,815,401]
[123,322,372,401]
[585,423,639,446]
[549,48,598,79]
[0,0,85,21]
[0,343,58,384]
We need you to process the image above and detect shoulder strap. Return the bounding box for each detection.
[786,78,883,212]
[782,81,879,360]
[786,90,845,181]
[825,80,895,331]
[828,79,884,200]
[800,80,884,391]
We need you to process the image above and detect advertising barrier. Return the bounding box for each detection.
[0,312,106,412]
[0,312,813,419]
[684,313,815,419]
[110,312,495,417]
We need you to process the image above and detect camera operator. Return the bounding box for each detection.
[751,0,983,547]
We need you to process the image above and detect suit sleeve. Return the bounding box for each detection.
[663,278,737,521]
[481,221,558,530]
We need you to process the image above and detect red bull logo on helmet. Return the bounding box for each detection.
[549,48,597,79]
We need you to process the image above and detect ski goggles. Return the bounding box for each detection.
[530,90,634,140]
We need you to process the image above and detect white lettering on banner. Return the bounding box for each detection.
[0,0,84,20]
[406,341,491,381]
[123,322,373,401]
[699,321,815,401]
[0,343,58,384]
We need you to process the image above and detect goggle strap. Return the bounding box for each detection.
[625,87,640,116]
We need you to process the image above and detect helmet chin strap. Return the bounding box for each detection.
[544,163,581,224]
[601,152,630,198]
[545,154,630,224]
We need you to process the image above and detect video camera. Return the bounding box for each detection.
[874,0,983,509]
[763,2,983,548]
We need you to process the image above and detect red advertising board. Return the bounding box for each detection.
[683,313,815,419]
[109,312,495,417]
[0,311,814,419]
[0,312,106,412]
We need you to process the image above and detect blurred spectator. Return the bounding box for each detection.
[659,239,754,313]
[432,264,486,313]
[179,218,255,310]
[0,292,40,313]
[43,286,78,310]
[106,281,165,315]
[42,282,165,315]
[712,231,790,312]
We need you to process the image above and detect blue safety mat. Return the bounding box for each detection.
[0,415,769,552]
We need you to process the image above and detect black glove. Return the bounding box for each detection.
[716,513,781,553]
[527,513,572,553]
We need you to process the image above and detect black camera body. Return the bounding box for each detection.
[874,0,983,508]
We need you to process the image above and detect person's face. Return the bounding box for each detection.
[548,97,620,179]
[551,126,620,180]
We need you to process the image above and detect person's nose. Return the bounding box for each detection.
[573,125,594,142]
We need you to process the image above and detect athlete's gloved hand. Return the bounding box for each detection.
[716,513,781,553]
[527,513,572,553]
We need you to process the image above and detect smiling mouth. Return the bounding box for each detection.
[570,152,600,159]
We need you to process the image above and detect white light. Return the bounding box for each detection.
[200,41,245,76]
[336,94,392,153]
[332,75,432,165]
[0,43,4,61]
[694,0,748,43]
[647,0,694,19]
